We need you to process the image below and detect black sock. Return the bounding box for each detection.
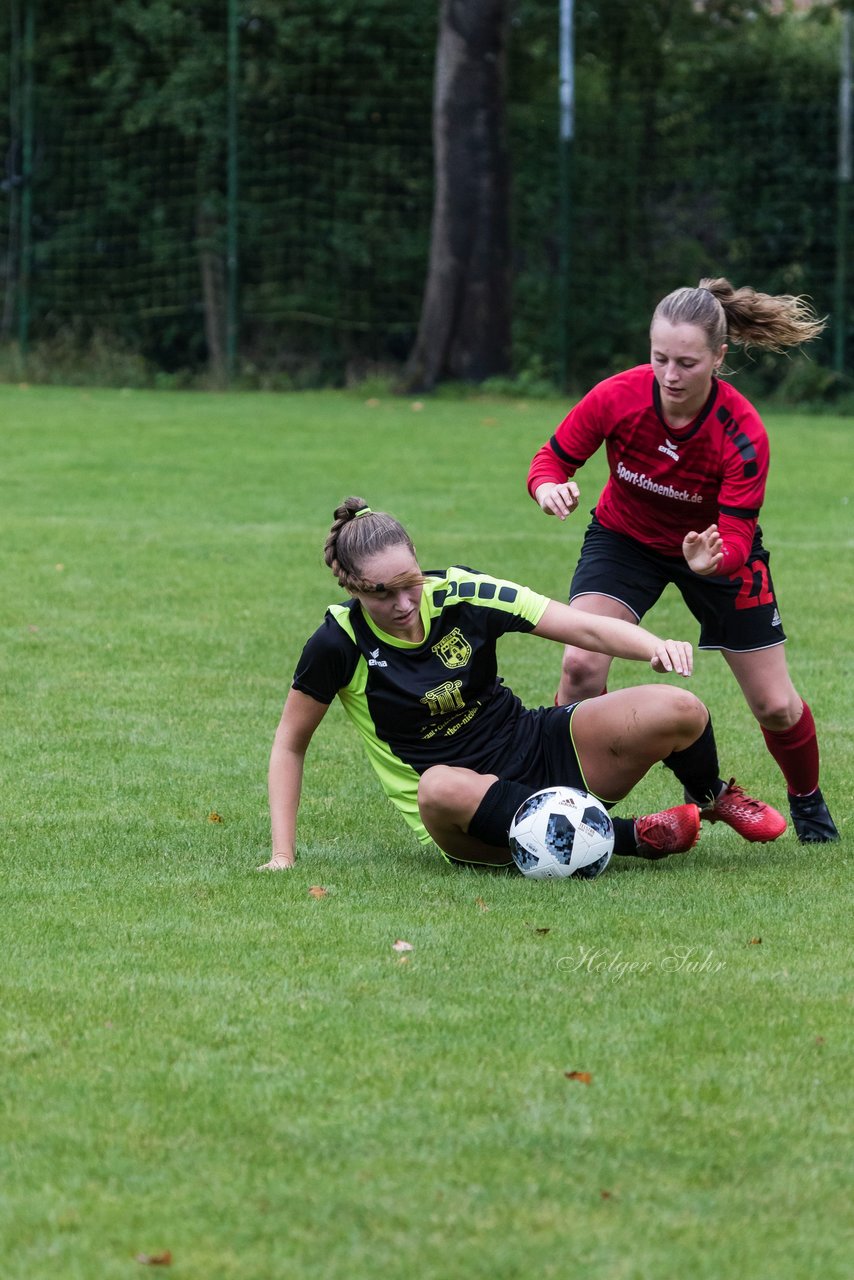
[468,780,533,848]
[612,816,639,857]
[663,715,723,806]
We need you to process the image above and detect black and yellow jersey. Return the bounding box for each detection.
[292,566,550,842]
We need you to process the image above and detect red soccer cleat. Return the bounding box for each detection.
[634,804,701,860]
[697,778,787,843]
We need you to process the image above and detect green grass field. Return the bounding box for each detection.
[1,384,851,1279]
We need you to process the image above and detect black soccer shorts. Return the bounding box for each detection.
[569,516,786,652]
[443,702,589,867]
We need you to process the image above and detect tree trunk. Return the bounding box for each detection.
[402,0,511,391]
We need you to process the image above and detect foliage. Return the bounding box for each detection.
[0,0,847,385]
[508,0,842,384]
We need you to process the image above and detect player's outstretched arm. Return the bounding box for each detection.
[533,600,693,677]
[533,480,581,521]
[683,524,724,577]
[259,688,329,870]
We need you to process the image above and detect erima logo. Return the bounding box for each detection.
[367,648,388,668]
[658,437,680,462]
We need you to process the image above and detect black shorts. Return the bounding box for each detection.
[499,702,589,793]
[570,516,786,653]
[444,702,588,869]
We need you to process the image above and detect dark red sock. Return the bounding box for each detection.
[761,701,820,796]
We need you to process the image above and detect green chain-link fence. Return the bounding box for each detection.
[1,1,850,389]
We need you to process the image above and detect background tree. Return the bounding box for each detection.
[403,0,512,390]
[0,0,843,389]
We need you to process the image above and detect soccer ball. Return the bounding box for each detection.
[509,787,615,880]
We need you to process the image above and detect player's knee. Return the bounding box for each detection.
[419,766,497,828]
[660,686,708,736]
[417,765,455,814]
[748,693,801,731]
[418,765,476,824]
[561,646,609,697]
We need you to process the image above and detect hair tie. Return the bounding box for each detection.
[355,506,373,518]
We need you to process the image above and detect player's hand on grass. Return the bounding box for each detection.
[257,852,295,871]
[683,525,724,576]
[650,639,693,677]
[535,481,580,521]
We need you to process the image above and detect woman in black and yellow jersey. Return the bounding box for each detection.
[261,498,784,872]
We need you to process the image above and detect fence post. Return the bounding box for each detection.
[836,6,852,376]
[226,0,239,384]
[17,0,35,359]
[558,0,574,392]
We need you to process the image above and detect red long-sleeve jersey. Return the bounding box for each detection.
[527,365,769,571]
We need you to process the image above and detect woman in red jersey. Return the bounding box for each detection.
[527,278,838,844]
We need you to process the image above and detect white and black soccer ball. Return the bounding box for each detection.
[509,787,615,880]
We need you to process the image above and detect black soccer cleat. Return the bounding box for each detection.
[788,788,840,844]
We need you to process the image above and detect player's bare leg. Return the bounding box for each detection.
[723,646,838,842]
[556,594,634,704]
[723,645,802,730]
[417,766,513,865]
[569,685,709,800]
[418,758,699,866]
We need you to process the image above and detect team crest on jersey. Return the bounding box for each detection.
[432,627,472,669]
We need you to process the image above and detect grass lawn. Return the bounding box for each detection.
[0,384,851,1279]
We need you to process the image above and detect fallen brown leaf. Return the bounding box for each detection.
[564,1071,592,1085]
[207,811,223,824]
[475,897,489,912]
[749,936,762,945]
[135,1251,172,1266]
[308,886,328,899]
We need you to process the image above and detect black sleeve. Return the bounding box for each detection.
[292,613,360,704]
